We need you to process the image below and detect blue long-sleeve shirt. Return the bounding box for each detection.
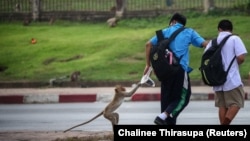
[150,23,205,73]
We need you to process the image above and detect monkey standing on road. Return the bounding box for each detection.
[63,83,141,133]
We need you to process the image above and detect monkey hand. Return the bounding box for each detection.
[138,82,142,86]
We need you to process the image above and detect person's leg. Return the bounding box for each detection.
[221,86,245,125]
[155,68,191,125]
[155,69,183,125]
[165,71,191,124]
[154,79,173,125]
[215,91,226,124]
[218,107,227,124]
[160,81,170,113]
[165,69,190,125]
[222,105,240,125]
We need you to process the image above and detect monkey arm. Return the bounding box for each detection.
[122,83,141,97]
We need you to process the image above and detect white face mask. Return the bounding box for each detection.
[169,20,176,26]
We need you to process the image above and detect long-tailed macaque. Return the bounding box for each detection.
[70,71,80,82]
[106,0,126,27]
[63,83,141,133]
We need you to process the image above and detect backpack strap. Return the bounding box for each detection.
[211,38,217,47]
[155,27,185,60]
[168,27,186,42]
[217,34,233,49]
[214,34,236,73]
[227,56,236,73]
[156,30,164,42]
[156,27,185,43]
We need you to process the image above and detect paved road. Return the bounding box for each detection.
[1,101,249,132]
[0,101,249,141]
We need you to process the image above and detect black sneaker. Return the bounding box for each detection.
[154,116,167,125]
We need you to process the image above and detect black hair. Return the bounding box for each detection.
[218,19,233,31]
[169,13,186,26]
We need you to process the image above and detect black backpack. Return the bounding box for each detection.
[199,34,236,86]
[150,27,185,81]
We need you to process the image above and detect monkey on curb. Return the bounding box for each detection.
[70,71,81,82]
[63,82,142,133]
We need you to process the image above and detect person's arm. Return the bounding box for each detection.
[237,54,246,65]
[234,36,247,65]
[190,29,209,48]
[144,41,153,74]
[201,40,209,48]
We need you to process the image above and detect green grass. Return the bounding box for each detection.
[0,14,249,83]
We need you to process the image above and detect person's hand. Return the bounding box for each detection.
[143,65,151,75]
[140,66,155,87]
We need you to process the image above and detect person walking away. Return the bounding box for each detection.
[204,19,247,125]
[143,13,208,125]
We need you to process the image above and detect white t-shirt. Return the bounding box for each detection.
[204,31,247,91]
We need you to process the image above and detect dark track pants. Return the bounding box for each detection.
[160,68,191,125]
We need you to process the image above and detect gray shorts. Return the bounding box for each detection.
[215,85,245,108]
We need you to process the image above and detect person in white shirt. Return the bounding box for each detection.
[205,19,247,125]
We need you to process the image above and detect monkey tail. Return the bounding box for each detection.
[63,111,103,133]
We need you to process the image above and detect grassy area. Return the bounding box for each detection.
[2,0,248,11]
[0,14,249,83]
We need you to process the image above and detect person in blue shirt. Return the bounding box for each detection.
[144,13,208,125]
